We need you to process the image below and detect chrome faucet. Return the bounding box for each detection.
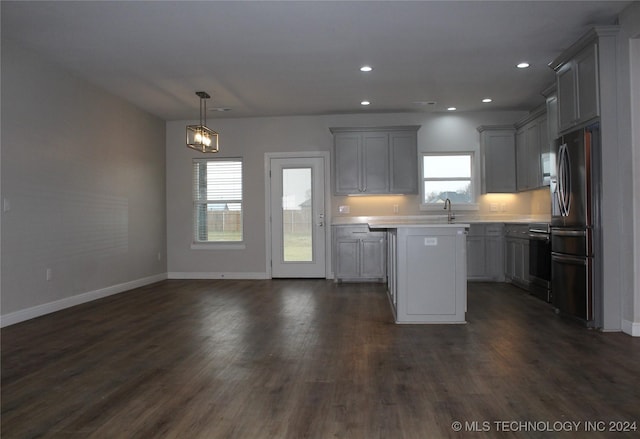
[443,198,454,223]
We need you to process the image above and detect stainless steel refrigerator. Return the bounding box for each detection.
[549,123,602,325]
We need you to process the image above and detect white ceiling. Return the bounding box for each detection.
[1,1,632,121]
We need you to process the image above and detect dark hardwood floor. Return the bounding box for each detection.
[2,280,639,438]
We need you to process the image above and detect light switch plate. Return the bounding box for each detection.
[339,205,350,214]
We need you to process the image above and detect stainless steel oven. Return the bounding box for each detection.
[528,223,551,302]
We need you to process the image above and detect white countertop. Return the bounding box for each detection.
[332,214,550,226]
[367,219,469,229]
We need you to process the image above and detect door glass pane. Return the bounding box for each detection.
[282,168,313,262]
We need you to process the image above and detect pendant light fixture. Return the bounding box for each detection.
[186,91,219,153]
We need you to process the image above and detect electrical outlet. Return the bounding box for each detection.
[157,252,161,261]
[490,203,498,212]
[393,204,399,214]
[338,205,350,214]
[3,198,10,212]
[46,268,53,281]
[500,203,507,212]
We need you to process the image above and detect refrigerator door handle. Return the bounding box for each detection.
[557,144,566,216]
[552,229,587,237]
[558,143,571,216]
[552,253,588,265]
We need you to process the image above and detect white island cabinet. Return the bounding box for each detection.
[370,221,469,324]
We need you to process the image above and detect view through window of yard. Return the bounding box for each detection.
[282,168,313,262]
[422,153,473,204]
[193,159,243,242]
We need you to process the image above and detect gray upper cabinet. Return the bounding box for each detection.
[330,126,420,195]
[333,132,361,194]
[478,125,516,193]
[389,131,419,193]
[515,129,528,191]
[515,107,548,191]
[557,60,578,132]
[556,43,599,133]
[361,132,389,194]
[543,86,559,142]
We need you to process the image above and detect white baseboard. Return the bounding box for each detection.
[621,319,640,337]
[0,273,168,328]
[168,272,269,280]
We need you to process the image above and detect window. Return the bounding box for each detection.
[421,153,475,208]
[193,158,243,243]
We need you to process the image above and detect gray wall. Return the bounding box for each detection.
[1,40,167,324]
[617,2,640,334]
[166,110,527,277]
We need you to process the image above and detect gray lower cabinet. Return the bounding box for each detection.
[333,225,386,281]
[466,224,504,281]
[466,233,485,279]
[504,224,530,290]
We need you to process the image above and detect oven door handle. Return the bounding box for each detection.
[528,233,550,241]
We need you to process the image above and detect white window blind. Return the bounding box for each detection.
[193,159,243,242]
[422,153,474,205]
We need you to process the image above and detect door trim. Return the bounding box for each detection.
[264,152,332,279]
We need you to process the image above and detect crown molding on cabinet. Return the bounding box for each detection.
[548,25,620,71]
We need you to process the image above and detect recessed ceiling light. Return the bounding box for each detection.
[360,65,373,72]
[517,62,530,69]
[361,100,371,106]
[447,107,457,111]
[482,98,493,103]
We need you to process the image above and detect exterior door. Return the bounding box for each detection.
[270,157,326,277]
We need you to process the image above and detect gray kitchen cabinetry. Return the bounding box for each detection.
[389,131,419,193]
[330,126,420,195]
[504,224,530,290]
[333,225,386,281]
[477,125,517,193]
[387,225,468,324]
[467,223,504,281]
[515,107,548,191]
[551,27,619,135]
[542,85,559,143]
[332,131,387,194]
[556,43,598,133]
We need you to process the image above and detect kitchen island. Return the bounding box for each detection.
[368,220,470,324]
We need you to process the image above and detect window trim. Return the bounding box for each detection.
[191,157,245,249]
[419,151,479,211]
